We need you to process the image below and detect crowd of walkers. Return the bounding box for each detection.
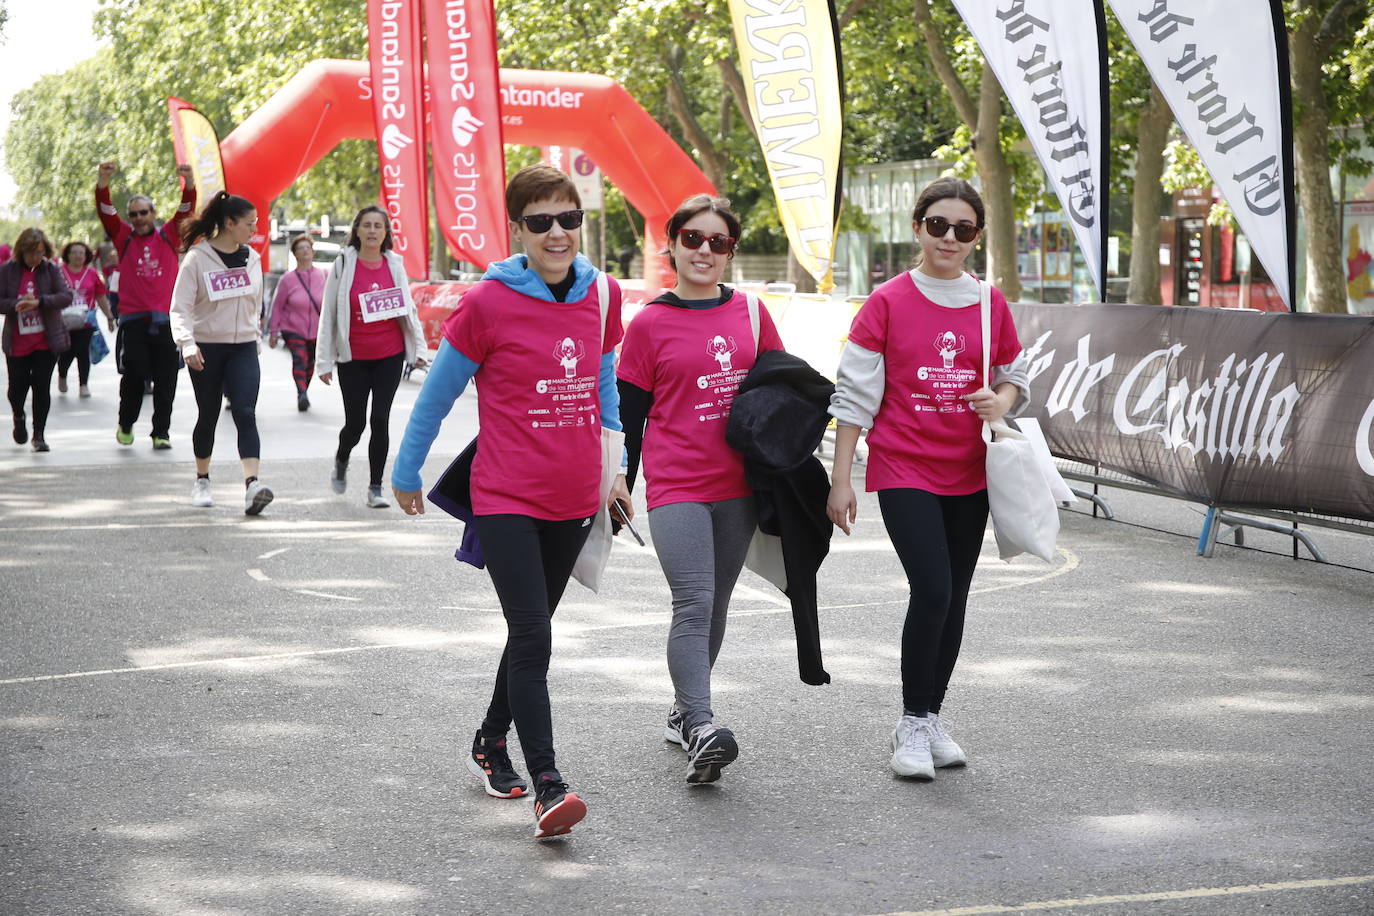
[3,160,1033,843]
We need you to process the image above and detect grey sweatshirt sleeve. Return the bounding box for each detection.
[992,350,1032,419]
[829,341,885,429]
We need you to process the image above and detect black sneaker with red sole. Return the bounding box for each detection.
[466,730,528,799]
[533,772,586,840]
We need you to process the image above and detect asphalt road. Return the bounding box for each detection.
[2,347,1372,915]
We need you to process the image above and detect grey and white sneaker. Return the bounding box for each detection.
[330,459,347,494]
[191,477,214,508]
[928,713,967,768]
[664,706,687,750]
[890,715,935,780]
[366,485,390,508]
[685,722,738,784]
[245,480,274,516]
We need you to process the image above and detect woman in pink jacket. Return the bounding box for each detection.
[268,234,324,412]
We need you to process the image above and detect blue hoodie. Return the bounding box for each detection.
[391,253,622,494]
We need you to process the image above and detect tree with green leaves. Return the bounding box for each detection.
[912,0,1023,300]
[1288,0,1371,313]
[4,0,374,245]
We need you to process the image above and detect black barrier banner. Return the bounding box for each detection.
[1011,304,1374,522]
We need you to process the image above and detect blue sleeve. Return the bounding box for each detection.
[598,350,621,432]
[391,339,480,493]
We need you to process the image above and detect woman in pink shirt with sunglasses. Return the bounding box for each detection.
[618,195,785,786]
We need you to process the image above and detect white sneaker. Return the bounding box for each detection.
[191,477,213,508]
[245,480,274,516]
[928,713,967,768]
[366,485,390,508]
[890,715,935,780]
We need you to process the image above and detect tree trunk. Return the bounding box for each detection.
[1127,83,1171,305]
[1290,18,1346,313]
[974,66,1022,301]
[665,47,728,190]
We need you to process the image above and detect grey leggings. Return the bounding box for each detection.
[648,497,757,734]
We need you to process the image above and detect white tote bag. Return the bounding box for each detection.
[979,279,1064,563]
[572,273,619,592]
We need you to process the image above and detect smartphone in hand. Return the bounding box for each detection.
[614,499,645,546]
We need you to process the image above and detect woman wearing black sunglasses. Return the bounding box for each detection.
[618,195,785,785]
[390,165,631,840]
[826,177,1030,782]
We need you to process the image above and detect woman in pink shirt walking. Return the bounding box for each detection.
[618,195,785,785]
[267,234,325,412]
[827,178,1030,782]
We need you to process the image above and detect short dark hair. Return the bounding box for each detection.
[912,177,985,228]
[13,228,55,263]
[345,206,394,253]
[505,165,580,221]
[62,240,94,266]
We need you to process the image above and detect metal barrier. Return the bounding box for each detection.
[1054,458,1374,563]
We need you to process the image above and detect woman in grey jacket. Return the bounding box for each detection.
[316,206,426,508]
[170,192,272,515]
[0,228,72,452]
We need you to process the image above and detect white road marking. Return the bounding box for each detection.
[0,638,471,685]
[293,589,362,602]
[872,874,1374,916]
[257,547,291,560]
[2,546,1082,686]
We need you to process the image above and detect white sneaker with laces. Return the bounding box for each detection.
[890,715,935,780]
[191,477,213,508]
[245,480,274,516]
[928,713,967,768]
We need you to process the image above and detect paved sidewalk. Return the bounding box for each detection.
[2,350,1372,915]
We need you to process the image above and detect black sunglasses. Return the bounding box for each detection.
[676,228,737,255]
[128,208,153,218]
[918,216,980,243]
[516,210,584,233]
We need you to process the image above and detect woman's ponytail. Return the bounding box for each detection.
[181,191,255,253]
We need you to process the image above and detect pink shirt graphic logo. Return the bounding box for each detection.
[916,330,978,414]
[204,267,251,302]
[706,334,738,372]
[553,336,585,379]
[358,286,408,324]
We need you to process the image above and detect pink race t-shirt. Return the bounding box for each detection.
[11,269,49,357]
[442,275,625,520]
[61,265,106,314]
[848,272,1022,495]
[618,291,784,510]
[348,259,406,360]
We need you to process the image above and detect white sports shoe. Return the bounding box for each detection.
[191,477,213,508]
[890,715,935,780]
[928,713,968,768]
[245,480,274,516]
[366,485,390,508]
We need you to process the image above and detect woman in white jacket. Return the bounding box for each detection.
[316,206,426,508]
[170,191,273,515]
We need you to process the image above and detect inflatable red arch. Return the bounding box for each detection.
[220,59,715,288]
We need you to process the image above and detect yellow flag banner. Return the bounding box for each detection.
[729,0,843,289]
[167,98,226,205]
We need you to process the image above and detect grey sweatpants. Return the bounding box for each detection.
[648,497,757,734]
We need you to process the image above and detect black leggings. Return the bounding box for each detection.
[335,353,404,487]
[188,341,260,460]
[6,350,57,437]
[878,488,989,717]
[57,327,94,386]
[474,513,593,778]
